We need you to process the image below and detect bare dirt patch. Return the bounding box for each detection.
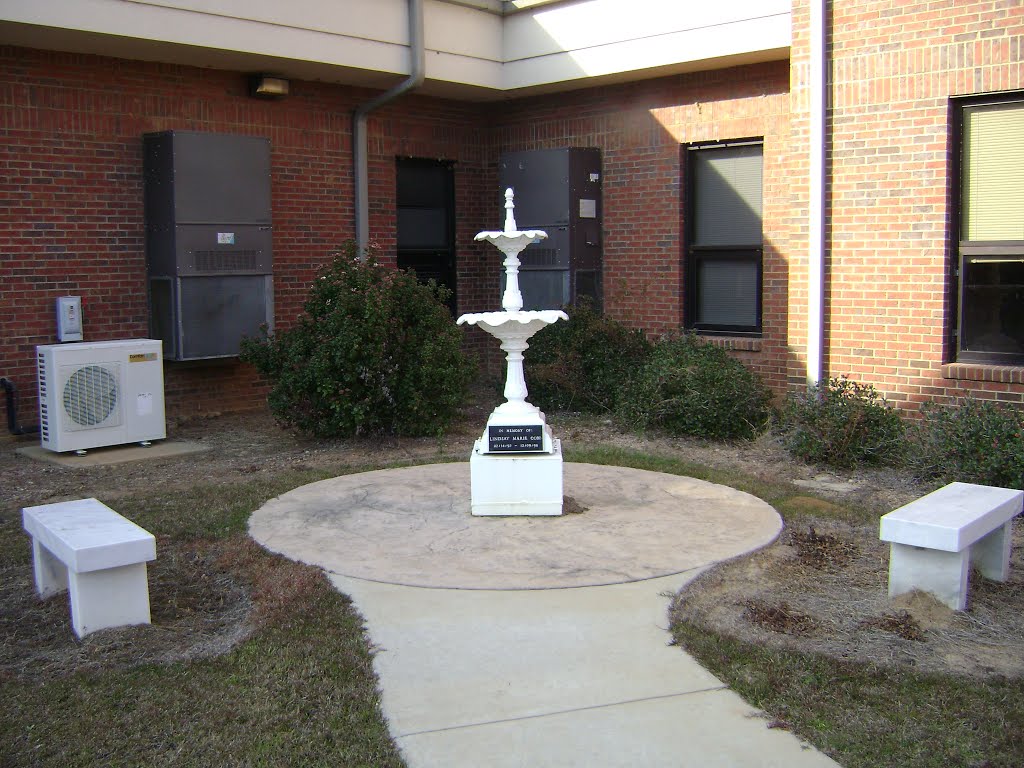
[743,599,821,636]
[673,517,1024,678]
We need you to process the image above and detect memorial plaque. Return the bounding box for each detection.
[488,424,544,453]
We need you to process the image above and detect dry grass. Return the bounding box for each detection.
[0,471,407,768]
[667,495,1024,766]
[0,538,252,681]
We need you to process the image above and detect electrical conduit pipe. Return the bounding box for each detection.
[0,377,39,435]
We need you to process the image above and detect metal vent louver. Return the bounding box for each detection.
[193,249,261,272]
[521,248,560,268]
[61,363,122,430]
[36,350,49,441]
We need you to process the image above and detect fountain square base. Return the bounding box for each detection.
[470,439,563,516]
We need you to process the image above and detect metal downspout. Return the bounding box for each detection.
[353,0,425,256]
[807,0,827,385]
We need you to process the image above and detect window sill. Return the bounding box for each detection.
[942,363,1024,384]
[698,335,762,352]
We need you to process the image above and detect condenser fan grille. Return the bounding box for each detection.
[63,365,119,427]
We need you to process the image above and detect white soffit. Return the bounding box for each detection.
[0,0,790,99]
[501,0,791,92]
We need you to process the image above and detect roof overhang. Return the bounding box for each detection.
[0,0,791,101]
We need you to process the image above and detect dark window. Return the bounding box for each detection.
[685,141,763,335]
[955,95,1024,364]
[396,158,457,314]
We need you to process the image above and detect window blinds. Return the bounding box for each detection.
[693,144,763,247]
[963,102,1024,242]
[697,259,758,327]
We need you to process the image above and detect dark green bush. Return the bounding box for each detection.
[240,244,472,438]
[908,397,1024,489]
[780,376,905,468]
[616,333,774,440]
[524,300,652,413]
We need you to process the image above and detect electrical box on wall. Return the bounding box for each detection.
[143,130,274,361]
[55,296,83,342]
[498,148,603,311]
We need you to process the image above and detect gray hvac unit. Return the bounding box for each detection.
[498,148,603,311]
[144,130,274,360]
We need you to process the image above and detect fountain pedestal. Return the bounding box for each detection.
[458,189,567,516]
[469,443,563,516]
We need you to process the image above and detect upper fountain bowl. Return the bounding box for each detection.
[474,229,548,254]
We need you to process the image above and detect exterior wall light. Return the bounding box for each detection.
[248,74,289,99]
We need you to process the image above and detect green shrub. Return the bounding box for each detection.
[524,300,652,413]
[240,244,472,438]
[909,397,1024,489]
[780,376,905,468]
[616,333,774,440]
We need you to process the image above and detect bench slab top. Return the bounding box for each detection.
[880,482,1022,552]
[22,498,156,573]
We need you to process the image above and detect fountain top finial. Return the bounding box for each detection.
[503,187,516,234]
[474,188,545,248]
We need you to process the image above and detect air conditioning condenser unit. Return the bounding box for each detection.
[36,340,166,453]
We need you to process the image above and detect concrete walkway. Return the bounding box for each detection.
[250,462,841,768]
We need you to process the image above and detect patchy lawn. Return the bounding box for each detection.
[2,405,1022,767]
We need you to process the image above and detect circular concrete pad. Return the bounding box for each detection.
[249,462,781,589]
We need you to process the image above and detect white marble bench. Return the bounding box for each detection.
[22,498,156,638]
[879,482,1022,610]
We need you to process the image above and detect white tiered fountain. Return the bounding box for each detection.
[458,189,568,516]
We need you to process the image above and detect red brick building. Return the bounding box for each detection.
[1,1,1022,431]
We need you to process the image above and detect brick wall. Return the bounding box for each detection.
[488,61,796,393]
[486,0,1023,409]
[0,47,488,429]
[3,1,1023,431]
[822,0,1024,409]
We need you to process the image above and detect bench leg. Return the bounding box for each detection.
[972,521,1013,582]
[32,539,69,598]
[888,543,969,611]
[68,563,152,639]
